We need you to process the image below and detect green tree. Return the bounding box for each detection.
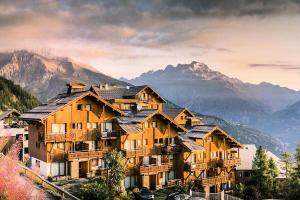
[79,177,111,200]
[286,144,300,200]
[252,146,271,198]
[268,158,279,196]
[106,149,126,196]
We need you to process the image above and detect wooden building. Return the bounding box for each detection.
[20,82,242,192]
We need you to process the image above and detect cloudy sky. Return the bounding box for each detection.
[1,0,300,90]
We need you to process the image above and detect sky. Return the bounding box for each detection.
[1,0,300,90]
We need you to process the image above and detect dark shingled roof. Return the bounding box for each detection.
[185,125,217,139]
[20,91,87,120]
[20,91,124,121]
[117,109,157,124]
[91,86,126,100]
[177,134,204,152]
[0,109,20,120]
[119,124,143,134]
[91,85,166,102]
[163,107,186,119]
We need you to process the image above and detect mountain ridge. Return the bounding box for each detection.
[0,50,129,102]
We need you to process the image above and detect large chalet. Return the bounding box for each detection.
[20,82,242,193]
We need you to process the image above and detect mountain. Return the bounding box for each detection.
[0,51,285,154]
[270,101,300,149]
[0,50,128,102]
[124,61,300,131]
[0,76,39,112]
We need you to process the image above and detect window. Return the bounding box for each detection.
[77,104,82,110]
[52,123,66,134]
[92,123,97,129]
[125,104,131,110]
[85,104,91,111]
[24,148,29,154]
[207,136,212,142]
[105,122,113,132]
[72,123,76,129]
[144,121,149,128]
[181,116,184,120]
[159,138,163,144]
[169,155,174,160]
[152,121,157,128]
[192,154,197,163]
[168,171,175,180]
[36,160,40,168]
[58,143,64,150]
[25,134,29,140]
[143,139,148,145]
[154,139,158,144]
[170,138,175,145]
[77,123,82,129]
[87,123,92,129]
[137,140,141,147]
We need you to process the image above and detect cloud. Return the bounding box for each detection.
[249,63,300,71]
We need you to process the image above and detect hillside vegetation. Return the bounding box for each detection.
[0,76,39,112]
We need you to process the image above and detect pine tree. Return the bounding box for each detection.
[252,146,270,198]
[286,144,300,200]
[268,158,279,197]
[281,151,293,197]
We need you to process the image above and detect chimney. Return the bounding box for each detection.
[67,81,86,95]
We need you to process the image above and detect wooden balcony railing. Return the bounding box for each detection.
[198,175,231,187]
[67,149,107,160]
[100,131,120,139]
[139,163,170,175]
[184,162,208,172]
[219,158,241,167]
[45,133,76,142]
[122,148,150,158]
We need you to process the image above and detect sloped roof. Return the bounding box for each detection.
[177,134,204,152]
[119,124,143,134]
[20,91,124,121]
[0,109,21,120]
[163,107,195,119]
[91,85,166,102]
[185,125,242,147]
[117,109,187,132]
[91,86,126,100]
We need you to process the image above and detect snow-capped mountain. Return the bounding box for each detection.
[0,50,128,102]
[124,61,300,150]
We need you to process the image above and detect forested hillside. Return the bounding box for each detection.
[0,76,39,112]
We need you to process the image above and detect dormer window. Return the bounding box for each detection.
[77,104,82,110]
[144,121,149,128]
[85,104,91,111]
[152,121,157,128]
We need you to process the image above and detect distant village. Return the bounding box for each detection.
[0,82,292,200]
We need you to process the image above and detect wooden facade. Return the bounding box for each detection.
[21,83,242,192]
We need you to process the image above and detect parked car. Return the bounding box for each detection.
[134,187,155,200]
[167,192,191,200]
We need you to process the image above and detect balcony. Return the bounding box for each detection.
[139,163,171,175]
[123,148,150,158]
[100,131,119,139]
[198,175,231,187]
[67,149,107,160]
[184,162,207,172]
[45,133,76,142]
[219,158,241,167]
